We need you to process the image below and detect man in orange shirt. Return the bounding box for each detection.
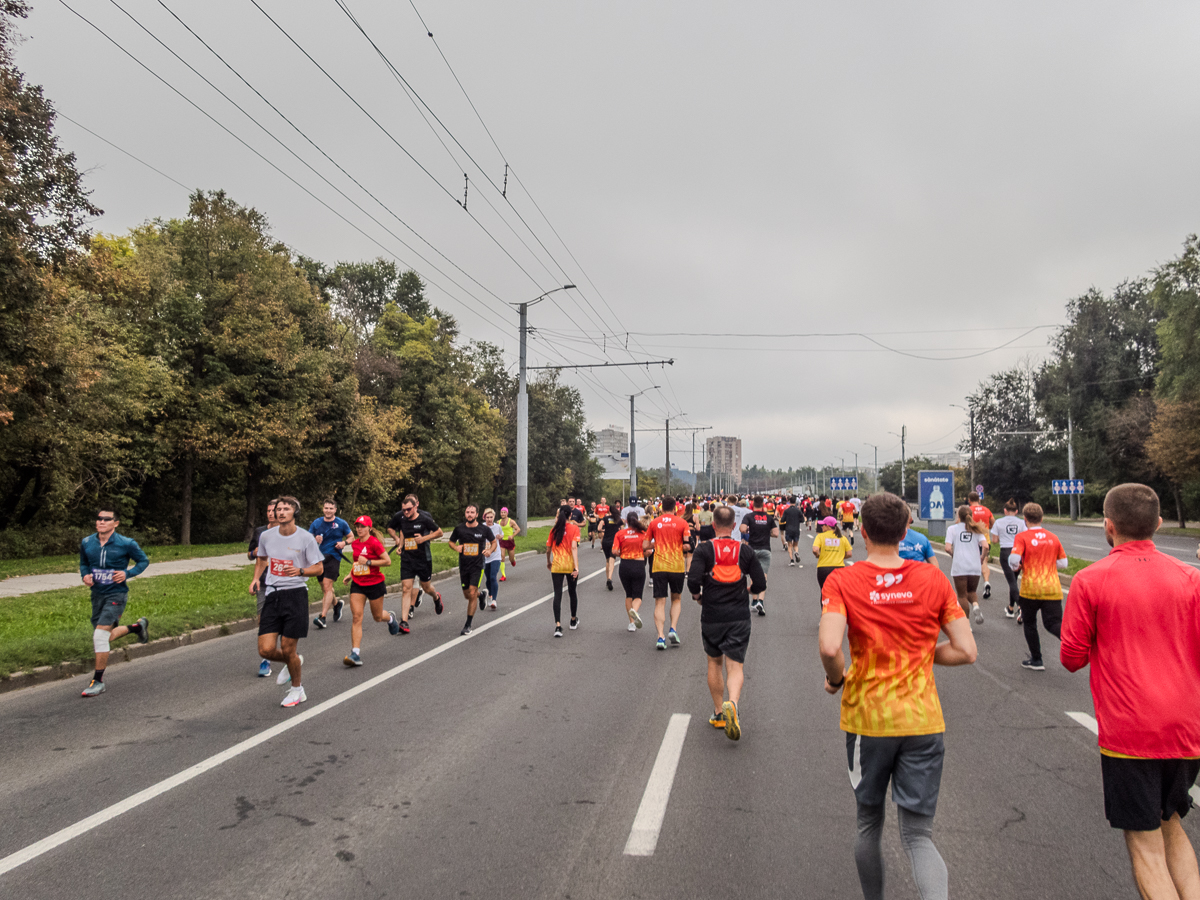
[820,492,976,900]
[646,497,691,650]
[1009,502,1067,671]
[839,498,858,545]
[967,491,995,599]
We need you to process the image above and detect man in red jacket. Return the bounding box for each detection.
[1061,483,1200,900]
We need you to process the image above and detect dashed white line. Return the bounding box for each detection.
[623,713,691,857]
[0,567,606,879]
[1065,711,1200,806]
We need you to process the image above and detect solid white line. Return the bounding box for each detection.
[0,567,605,878]
[623,713,691,857]
[1067,711,1200,805]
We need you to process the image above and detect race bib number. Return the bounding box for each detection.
[463,544,479,557]
[404,538,418,551]
[352,560,371,577]
[91,568,117,585]
[269,558,293,577]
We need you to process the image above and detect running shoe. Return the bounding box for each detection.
[344,651,363,667]
[433,591,444,615]
[333,599,345,622]
[788,560,795,567]
[606,579,613,591]
[982,583,992,600]
[489,600,497,610]
[754,601,766,616]
[257,659,271,677]
[1004,606,1016,619]
[398,620,410,634]
[668,629,681,647]
[628,622,637,632]
[479,588,489,603]
[276,654,303,685]
[1021,658,1045,671]
[974,605,984,625]
[708,711,726,729]
[1016,611,1023,624]
[80,679,105,698]
[460,625,472,636]
[135,617,150,644]
[554,625,563,638]
[499,574,506,582]
[721,700,741,741]
[656,637,666,651]
[281,685,307,707]
[412,595,421,613]
[388,611,400,635]
[629,608,643,629]
[570,617,579,630]
[313,614,327,630]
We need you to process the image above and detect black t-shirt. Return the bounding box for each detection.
[450,522,492,568]
[570,507,585,524]
[781,505,802,530]
[742,511,776,550]
[600,509,623,543]
[248,523,269,556]
[389,510,439,562]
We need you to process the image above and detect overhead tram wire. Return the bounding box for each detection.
[64,0,514,338]
[56,112,194,191]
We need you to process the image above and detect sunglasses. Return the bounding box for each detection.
[402,506,415,512]
[96,516,115,522]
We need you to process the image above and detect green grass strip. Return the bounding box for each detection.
[0,543,247,580]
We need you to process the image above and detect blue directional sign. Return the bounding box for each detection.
[918,470,954,520]
[829,476,858,491]
[1052,479,1085,495]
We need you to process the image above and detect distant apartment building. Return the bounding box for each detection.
[706,435,742,489]
[928,451,964,468]
[594,424,629,456]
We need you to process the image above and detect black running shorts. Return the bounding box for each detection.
[321,555,342,582]
[602,540,616,560]
[652,571,686,598]
[619,559,646,599]
[459,563,484,591]
[701,618,751,663]
[258,587,310,640]
[400,557,433,583]
[350,581,387,601]
[785,528,800,544]
[1102,756,1200,831]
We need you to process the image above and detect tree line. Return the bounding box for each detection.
[0,2,600,555]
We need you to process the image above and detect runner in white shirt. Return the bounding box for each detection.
[990,499,1028,619]
[945,505,989,627]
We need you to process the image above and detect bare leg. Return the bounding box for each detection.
[654,597,667,639]
[465,586,479,616]
[725,659,745,704]
[1164,814,1200,900]
[706,655,726,714]
[401,579,415,620]
[669,596,682,630]
[349,593,366,648]
[257,635,301,687]
[319,578,336,617]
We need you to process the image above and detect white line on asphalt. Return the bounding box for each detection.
[623,713,691,857]
[1067,711,1200,806]
[0,567,606,879]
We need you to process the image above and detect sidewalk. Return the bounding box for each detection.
[0,554,253,599]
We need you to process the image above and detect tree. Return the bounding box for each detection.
[1146,399,1200,527]
[1153,235,1200,401]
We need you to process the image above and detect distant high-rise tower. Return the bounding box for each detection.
[705,435,742,489]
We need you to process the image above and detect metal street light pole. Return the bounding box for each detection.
[514,285,575,534]
[628,386,659,501]
[950,403,976,494]
[888,427,907,501]
[863,443,878,493]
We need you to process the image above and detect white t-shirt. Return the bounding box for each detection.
[256,526,323,591]
[485,523,503,563]
[727,506,753,542]
[620,505,646,523]
[945,522,987,577]
[990,515,1027,549]
[850,497,862,512]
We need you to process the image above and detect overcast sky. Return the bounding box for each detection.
[19,1,1200,478]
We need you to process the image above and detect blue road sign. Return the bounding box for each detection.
[1051,479,1084,495]
[918,470,954,520]
[829,476,858,491]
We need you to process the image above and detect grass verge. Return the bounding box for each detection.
[0,527,549,679]
[0,543,247,580]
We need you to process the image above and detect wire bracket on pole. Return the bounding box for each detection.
[527,358,674,371]
[502,163,508,198]
[459,173,468,210]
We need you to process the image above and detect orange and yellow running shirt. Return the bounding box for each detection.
[821,560,964,736]
[1012,527,1066,600]
[839,500,856,523]
[546,522,580,573]
[647,514,689,572]
[612,527,646,561]
[970,504,994,530]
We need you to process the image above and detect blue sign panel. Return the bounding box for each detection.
[829,476,858,491]
[1052,479,1085,495]
[918,470,954,520]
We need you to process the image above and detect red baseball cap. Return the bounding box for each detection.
[354,515,373,528]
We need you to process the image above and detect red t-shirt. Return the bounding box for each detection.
[1012,527,1065,600]
[1061,540,1200,758]
[349,535,387,586]
[969,504,994,529]
[647,514,689,572]
[612,527,646,561]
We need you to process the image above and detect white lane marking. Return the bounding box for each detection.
[1066,711,1200,806]
[1072,543,1106,551]
[623,713,691,857]
[0,568,606,878]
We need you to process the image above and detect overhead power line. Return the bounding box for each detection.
[57,111,193,191]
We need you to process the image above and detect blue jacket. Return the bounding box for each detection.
[309,516,352,559]
[79,532,150,594]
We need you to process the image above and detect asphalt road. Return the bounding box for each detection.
[0,532,1189,899]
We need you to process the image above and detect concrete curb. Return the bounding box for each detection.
[0,549,544,696]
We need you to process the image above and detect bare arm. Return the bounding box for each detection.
[933,617,977,666]
[818,612,847,693]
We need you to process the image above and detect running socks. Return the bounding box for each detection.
[464,615,473,629]
[93,668,105,683]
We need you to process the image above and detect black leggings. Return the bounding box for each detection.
[551,572,578,622]
[619,559,646,599]
[1019,598,1062,662]
[818,566,840,590]
[999,549,1020,608]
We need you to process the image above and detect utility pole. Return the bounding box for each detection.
[902,425,906,502]
[969,407,976,490]
[1067,407,1077,521]
[864,443,878,493]
[628,386,659,501]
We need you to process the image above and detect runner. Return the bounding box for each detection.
[497,506,521,580]
[968,491,995,599]
[681,501,698,573]
[386,494,444,633]
[248,498,278,677]
[812,516,853,592]
[694,501,715,542]
[819,491,976,900]
[1008,502,1067,671]
[620,494,647,524]
[613,511,648,633]
[805,496,819,532]
[647,497,691,649]
[448,505,497,636]
[78,507,150,697]
[990,499,1027,619]
[1060,484,1200,897]
[898,510,937,564]
[569,498,586,527]
[250,496,324,708]
[599,501,623,591]
[482,508,503,610]
[944,505,988,626]
[687,504,766,741]
[740,496,777,616]
[839,496,858,546]
[546,505,581,637]
[310,500,351,630]
[340,515,398,666]
[780,494,804,566]
[587,502,599,548]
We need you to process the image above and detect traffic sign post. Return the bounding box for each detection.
[918,470,954,538]
[975,484,985,501]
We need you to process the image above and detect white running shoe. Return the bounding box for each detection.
[628,621,637,632]
[973,604,984,625]
[281,685,307,707]
[276,654,304,685]
[629,608,643,629]
[489,600,497,610]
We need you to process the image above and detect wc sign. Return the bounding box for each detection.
[918,470,955,520]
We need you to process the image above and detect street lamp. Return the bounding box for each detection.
[888,427,906,501]
[513,284,576,533]
[629,386,659,500]
[863,443,878,493]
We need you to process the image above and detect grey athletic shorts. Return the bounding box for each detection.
[91,592,128,628]
[754,548,772,575]
[846,732,945,816]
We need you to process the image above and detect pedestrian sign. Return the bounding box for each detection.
[829,476,857,491]
[1052,479,1084,495]
[918,470,954,520]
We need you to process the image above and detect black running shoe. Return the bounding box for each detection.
[606,579,613,591]
[313,615,327,630]
[398,620,410,634]
[135,617,149,644]
[333,599,344,622]
[433,592,444,615]
[1021,657,1045,671]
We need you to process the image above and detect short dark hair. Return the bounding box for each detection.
[403,493,418,507]
[323,498,337,508]
[860,493,909,545]
[752,495,763,508]
[713,505,736,530]
[968,491,980,503]
[1022,502,1044,524]
[1004,498,1018,512]
[1104,483,1160,541]
[97,507,119,520]
[278,495,301,515]
[661,496,676,511]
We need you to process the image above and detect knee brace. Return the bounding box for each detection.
[93,628,111,653]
